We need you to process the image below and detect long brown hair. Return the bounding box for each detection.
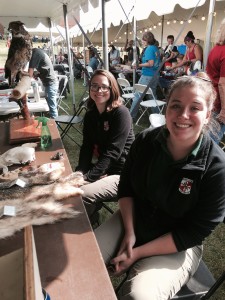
[87,69,123,111]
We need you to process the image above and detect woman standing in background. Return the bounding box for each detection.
[130,32,160,120]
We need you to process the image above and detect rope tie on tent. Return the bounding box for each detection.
[112,4,134,42]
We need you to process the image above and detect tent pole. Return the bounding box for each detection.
[133,15,137,84]
[203,0,216,70]
[102,0,109,70]
[63,4,76,110]
[83,35,87,86]
[48,18,55,64]
[160,15,164,48]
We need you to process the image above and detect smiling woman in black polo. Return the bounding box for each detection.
[75,69,134,223]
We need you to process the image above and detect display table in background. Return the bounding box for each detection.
[0,98,49,116]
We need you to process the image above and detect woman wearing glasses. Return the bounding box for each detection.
[75,69,134,223]
[95,74,225,299]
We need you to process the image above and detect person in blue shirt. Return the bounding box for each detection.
[88,48,99,71]
[130,32,160,120]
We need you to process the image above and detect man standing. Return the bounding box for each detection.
[164,35,178,68]
[28,48,58,119]
[124,39,140,65]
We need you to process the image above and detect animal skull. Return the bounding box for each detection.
[0,143,37,174]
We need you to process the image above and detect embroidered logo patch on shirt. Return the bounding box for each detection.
[104,121,109,131]
[179,178,193,195]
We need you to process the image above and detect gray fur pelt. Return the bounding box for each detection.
[0,163,85,239]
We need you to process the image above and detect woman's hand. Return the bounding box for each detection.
[110,250,136,276]
[109,232,136,276]
[117,232,136,258]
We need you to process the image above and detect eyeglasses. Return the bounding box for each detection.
[90,84,111,92]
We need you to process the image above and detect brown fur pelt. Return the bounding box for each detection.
[0,163,85,239]
[4,21,33,87]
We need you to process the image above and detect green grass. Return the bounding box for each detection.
[1,40,225,298]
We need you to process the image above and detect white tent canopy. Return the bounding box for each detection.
[0,0,214,30]
[0,0,100,27]
[67,0,208,36]
[68,0,224,46]
[0,0,224,99]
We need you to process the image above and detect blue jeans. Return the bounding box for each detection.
[130,74,159,119]
[210,112,225,144]
[44,81,59,119]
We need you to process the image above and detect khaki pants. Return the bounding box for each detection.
[95,211,203,300]
[81,175,120,217]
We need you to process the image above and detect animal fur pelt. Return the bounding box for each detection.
[4,21,33,87]
[0,161,66,188]
[0,163,85,239]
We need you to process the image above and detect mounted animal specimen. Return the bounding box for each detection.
[4,21,33,87]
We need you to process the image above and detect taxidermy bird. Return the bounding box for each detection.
[4,21,33,87]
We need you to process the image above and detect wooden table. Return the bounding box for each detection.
[0,120,116,300]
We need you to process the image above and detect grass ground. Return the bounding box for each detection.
[1,40,225,299]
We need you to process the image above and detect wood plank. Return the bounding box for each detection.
[24,226,35,300]
[9,118,41,145]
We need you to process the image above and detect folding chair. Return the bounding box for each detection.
[53,64,67,75]
[172,259,216,299]
[86,66,94,77]
[134,84,166,125]
[117,77,134,107]
[118,73,126,79]
[149,113,166,129]
[56,75,70,115]
[55,97,88,147]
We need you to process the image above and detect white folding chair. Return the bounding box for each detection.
[134,84,166,125]
[149,113,166,129]
[118,73,125,79]
[117,77,134,107]
[86,66,94,77]
[56,75,70,115]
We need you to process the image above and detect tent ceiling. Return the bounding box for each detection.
[1,0,224,47]
[71,0,208,32]
[0,0,208,29]
[0,0,99,27]
[68,0,225,47]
